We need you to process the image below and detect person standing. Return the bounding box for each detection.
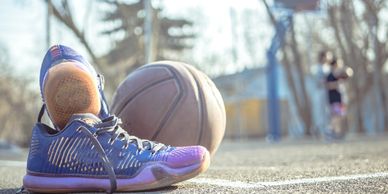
[325,57,352,139]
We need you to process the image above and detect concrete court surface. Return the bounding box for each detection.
[0,134,387,193]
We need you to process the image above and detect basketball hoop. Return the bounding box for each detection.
[264,0,322,141]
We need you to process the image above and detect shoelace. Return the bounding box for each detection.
[75,115,167,193]
[94,116,166,153]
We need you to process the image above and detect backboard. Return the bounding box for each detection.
[274,0,320,12]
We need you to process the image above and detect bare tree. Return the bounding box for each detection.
[0,45,40,146]
[262,0,388,134]
[326,1,388,132]
[45,0,196,100]
[47,0,101,70]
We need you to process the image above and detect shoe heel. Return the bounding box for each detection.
[44,62,101,129]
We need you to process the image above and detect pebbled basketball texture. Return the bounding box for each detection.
[111,61,226,156]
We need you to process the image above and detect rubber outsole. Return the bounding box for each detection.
[43,62,100,129]
[23,150,210,193]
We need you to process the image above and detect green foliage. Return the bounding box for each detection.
[100,0,196,68]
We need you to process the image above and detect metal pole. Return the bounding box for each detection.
[266,14,292,142]
[46,0,52,49]
[144,0,153,63]
[266,48,280,141]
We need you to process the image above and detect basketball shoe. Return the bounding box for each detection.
[23,113,210,193]
[23,45,210,192]
[39,44,109,129]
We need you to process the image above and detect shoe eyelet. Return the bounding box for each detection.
[76,127,83,133]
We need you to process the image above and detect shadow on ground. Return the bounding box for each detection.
[0,185,179,194]
[1,188,20,194]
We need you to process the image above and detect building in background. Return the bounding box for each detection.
[213,66,303,139]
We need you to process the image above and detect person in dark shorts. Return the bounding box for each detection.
[325,57,353,139]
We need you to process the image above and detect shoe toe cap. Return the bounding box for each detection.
[166,146,208,168]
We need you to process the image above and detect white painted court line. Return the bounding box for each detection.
[189,178,263,188]
[0,160,26,167]
[189,172,388,188]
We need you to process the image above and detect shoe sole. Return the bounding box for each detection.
[23,150,210,193]
[43,62,101,129]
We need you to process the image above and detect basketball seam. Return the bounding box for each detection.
[114,76,175,116]
[143,65,185,141]
[203,76,226,122]
[197,74,226,152]
[205,78,224,114]
[181,64,206,145]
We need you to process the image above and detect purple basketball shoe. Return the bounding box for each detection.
[22,45,211,193]
[23,113,210,193]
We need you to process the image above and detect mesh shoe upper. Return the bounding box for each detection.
[27,114,206,178]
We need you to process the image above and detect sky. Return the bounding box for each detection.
[0,1,46,75]
[0,0,272,83]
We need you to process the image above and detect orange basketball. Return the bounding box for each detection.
[111,61,226,156]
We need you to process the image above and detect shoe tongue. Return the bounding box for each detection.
[69,113,101,125]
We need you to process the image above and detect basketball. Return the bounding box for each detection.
[111,61,226,156]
